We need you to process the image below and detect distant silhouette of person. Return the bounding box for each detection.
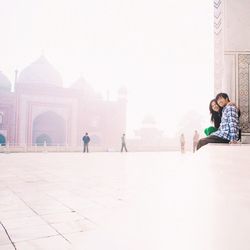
[82,132,90,153]
[121,133,128,152]
[193,130,199,153]
[180,133,185,153]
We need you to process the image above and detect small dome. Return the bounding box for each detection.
[71,76,94,95]
[17,56,63,87]
[118,86,128,96]
[0,71,11,91]
[71,76,88,89]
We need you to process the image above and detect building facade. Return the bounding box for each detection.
[214,0,250,142]
[0,56,127,149]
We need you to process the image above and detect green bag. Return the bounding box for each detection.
[204,126,218,136]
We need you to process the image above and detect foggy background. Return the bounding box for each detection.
[0,0,213,148]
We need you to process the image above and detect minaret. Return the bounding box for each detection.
[106,89,110,101]
[14,69,18,92]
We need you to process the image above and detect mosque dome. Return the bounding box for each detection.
[71,76,95,95]
[17,56,63,87]
[71,76,88,89]
[0,71,11,91]
[118,86,127,97]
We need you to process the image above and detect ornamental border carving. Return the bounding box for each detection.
[238,54,250,132]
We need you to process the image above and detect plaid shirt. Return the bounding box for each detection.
[212,105,239,141]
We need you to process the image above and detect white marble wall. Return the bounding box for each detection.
[214,0,224,95]
[214,0,250,140]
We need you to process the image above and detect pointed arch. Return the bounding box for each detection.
[32,111,66,146]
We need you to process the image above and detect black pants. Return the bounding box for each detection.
[83,143,89,153]
[121,143,127,152]
[196,135,229,151]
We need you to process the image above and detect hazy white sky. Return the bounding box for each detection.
[0,0,214,137]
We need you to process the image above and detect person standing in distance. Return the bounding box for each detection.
[180,133,185,154]
[121,133,128,152]
[193,130,200,153]
[82,132,90,153]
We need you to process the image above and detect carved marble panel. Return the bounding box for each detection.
[238,54,250,132]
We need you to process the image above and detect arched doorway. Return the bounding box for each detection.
[0,134,6,146]
[32,111,66,146]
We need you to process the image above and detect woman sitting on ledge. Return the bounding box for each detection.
[197,93,240,151]
[204,99,222,136]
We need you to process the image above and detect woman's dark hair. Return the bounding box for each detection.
[209,99,222,129]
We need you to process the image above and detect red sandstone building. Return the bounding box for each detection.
[0,56,127,149]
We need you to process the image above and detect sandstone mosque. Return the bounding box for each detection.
[0,56,127,149]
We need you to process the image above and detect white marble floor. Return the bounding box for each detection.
[0,147,250,250]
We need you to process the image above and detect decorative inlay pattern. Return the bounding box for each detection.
[214,0,222,34]
[214,0,223,94]
[238,54,250,132]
